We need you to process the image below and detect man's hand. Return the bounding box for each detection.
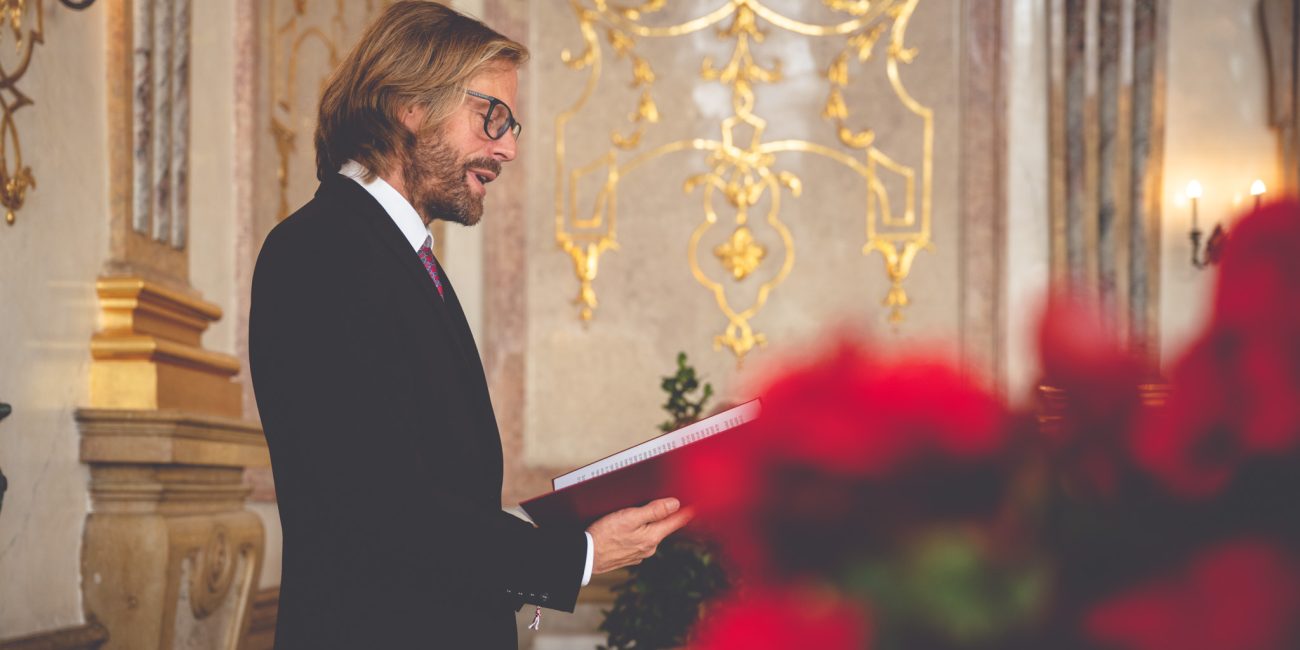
[586,497,694,574]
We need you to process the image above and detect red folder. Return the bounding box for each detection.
[519,400,761,528]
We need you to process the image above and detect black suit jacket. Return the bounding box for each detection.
[249,174,586,649]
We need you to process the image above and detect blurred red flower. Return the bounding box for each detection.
[1210,199,1300,453]
[690,586,873,650]
[1037,294,1149,498]
[1085,539,1300,650]
[1131,332,1242,498]
[694,339,1008,480]
[672,339,1009,575]
[1213,200,1300,338]
[1131,200,1300,498]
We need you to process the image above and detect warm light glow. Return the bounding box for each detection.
[1251,179,1266,197]
[1187,180,1204,199]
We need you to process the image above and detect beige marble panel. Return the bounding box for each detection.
[189,0,239,359]
[1005,0,1053,403]
[522,0,966,470]
[0,2,109,638]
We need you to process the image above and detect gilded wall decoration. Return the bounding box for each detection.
[0,0,95,227]
[269,0,392,220]
[0,0,42,226]
[555,0,934,362]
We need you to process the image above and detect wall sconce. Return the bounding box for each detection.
[1188,179,1263,269]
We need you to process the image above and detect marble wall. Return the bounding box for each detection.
[0,2,108,638]
[516,0,972,477]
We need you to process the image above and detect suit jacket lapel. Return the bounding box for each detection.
[321,176,477,369]
[430,254,494,410]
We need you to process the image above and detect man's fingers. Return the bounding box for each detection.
[630,497,680,526]
[645,505,694,541]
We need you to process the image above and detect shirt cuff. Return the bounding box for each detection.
[581,532,594,587]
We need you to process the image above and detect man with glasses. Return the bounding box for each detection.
[249,3,691,648]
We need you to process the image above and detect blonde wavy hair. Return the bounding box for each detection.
[314,1,528,181]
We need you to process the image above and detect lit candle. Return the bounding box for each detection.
[1251,179,1266,211]
[1187,180,1203,231]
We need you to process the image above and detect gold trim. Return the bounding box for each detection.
[91,335,241,375]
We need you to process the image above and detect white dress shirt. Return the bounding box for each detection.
[339,161,595,588]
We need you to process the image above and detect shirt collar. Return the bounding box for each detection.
[339,160,430,252]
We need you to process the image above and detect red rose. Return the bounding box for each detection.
[690,586,873,650]
[1085,539,1300,650]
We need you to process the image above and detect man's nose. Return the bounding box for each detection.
[490,133,517,163]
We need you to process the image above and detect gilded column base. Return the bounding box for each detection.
[89,278,243,419]
[78,409,269,650]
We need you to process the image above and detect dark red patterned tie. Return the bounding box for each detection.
[416,235,445,300]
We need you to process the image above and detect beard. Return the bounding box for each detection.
[400,133,500,226]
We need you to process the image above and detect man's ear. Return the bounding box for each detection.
[399,103,427,133]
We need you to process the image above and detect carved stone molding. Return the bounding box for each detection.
[78,409,268,650]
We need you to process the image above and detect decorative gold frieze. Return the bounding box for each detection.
[555,0,934,361]
[90,278,242,418]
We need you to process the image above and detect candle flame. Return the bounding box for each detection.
[1251,179,1266,196]
[1186,180,1203,199]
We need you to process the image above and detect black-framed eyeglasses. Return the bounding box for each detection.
[465,89,522,140]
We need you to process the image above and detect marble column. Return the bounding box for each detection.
[1049,0,1168,363]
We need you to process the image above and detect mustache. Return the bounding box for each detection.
[463,157,501,177]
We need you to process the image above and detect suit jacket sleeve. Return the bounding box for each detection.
[250,220,586,614]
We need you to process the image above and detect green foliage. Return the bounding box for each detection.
[599,352,727,650]
[598,539,730,650]
[840,529,1050,649]
[659,352,714,433]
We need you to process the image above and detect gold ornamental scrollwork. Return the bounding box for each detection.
[0,0,42,226]
[555,0,934,362]
[270,0,392,221]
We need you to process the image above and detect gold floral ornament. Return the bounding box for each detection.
[715,226,766,281]
[825,0,932,324]
[555,0,933,358]
[0,0,41,226]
